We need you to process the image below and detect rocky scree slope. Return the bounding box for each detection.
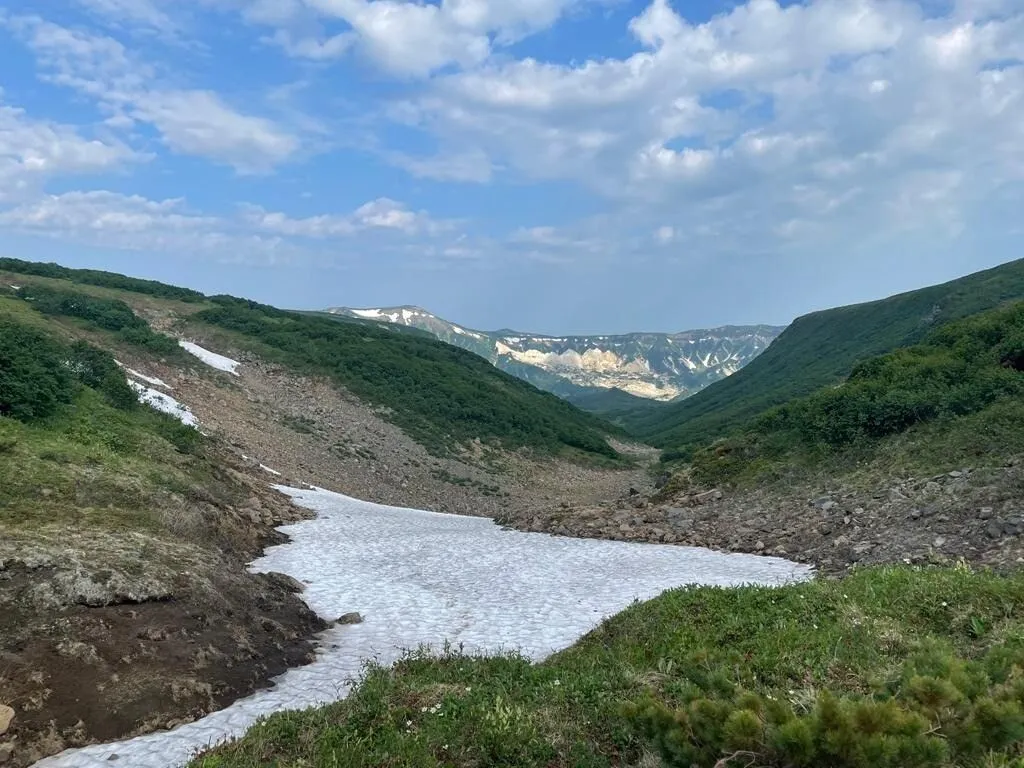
[324,305,782,408]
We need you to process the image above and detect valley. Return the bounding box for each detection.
[323,305,782,411]
[1,257,1024,768]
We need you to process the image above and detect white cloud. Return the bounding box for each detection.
[0,101,141,202]
[655,225,675,244]
[0,190,298,262]
[5,15,300,172]
[232,0,610,76]
[244,197,454,236]
[391,0,1024,252]
[72,0,177,34]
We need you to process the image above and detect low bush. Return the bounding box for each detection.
[0,318,73,421]
[16,284,183,358]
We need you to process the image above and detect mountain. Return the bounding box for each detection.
[627,257,1024,455]
[323,305,784,407]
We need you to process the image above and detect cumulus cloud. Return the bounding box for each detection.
[243,197,456,237]
[4,15,300,172]
[0,101,142,202]
[227,0,610,76]
[388,0,1023,254]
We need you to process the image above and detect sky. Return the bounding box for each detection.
[0,0,1021,335]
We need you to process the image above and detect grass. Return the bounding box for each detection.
[190,296,624,461]
[669,301,1024,490]
[631,257,1024,454]
[0,386,225,534]
[191,565,1024,768]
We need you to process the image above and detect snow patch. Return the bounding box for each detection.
[351,308,382,319]
[116,362,171,390]
[260,464,282,476]
[129,382,197,428]
[178,341,240,376]
[38,486,809,768]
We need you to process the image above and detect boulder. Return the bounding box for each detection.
[0,704,13,735]
[338,612,364,625]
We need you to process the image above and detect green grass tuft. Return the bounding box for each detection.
[192,566,1024,768]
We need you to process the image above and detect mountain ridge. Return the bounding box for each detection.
[324,304,784,405]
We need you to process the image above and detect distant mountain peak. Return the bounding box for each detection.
[324,305,784,407]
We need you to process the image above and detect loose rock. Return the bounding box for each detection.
[337,612,364,625]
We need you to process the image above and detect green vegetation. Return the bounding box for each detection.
[194,297,621,460]
[15,283,185,359]
[0,256,205,302]
[630,258,1024,456]
[684,301,1024,488]
[0,314,208,532]
[193,566,1024,768]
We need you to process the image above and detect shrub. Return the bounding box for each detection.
[16,284,183,359]
[0,319,73,421]
[0,257,205,302]
[626,641,1024,768]
[66,341,136,410]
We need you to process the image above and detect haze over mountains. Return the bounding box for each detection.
[325,305,783,405]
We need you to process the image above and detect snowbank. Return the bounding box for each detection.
[38,487,809,768]
[178,341,240,376]
[129,382,197,428]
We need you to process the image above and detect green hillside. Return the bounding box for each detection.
[195,297,622,460]
[682,299,1024,487]
[629,258,1024,456]
[0,259,622,462]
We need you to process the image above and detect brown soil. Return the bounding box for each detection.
[0,449,327,767]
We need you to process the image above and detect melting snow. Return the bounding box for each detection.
[36,486,810,768]
[350,308,382,319]
[116,362,171,390]
[259,464,282,476]
[129,381,197,428]
[178,341,240,376]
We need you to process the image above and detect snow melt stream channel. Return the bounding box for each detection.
[37,486,812,767]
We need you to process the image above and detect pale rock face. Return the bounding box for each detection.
[325,305,784,403]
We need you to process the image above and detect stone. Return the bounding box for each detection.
[933,537,947,548]
[949,470,963,478]
[755,541,765,552]
[338,612,363,625]
[979,507,995,520]
[986,521,1004,539]
[0,704,13,735]
[262,571,305,593]
[0,743,13,764]
[811,496,833,509]
[819,523,833,536]
[693,489,723,504]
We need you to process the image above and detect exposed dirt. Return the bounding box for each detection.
[0,450,327,767]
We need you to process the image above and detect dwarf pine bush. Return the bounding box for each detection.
[626,641,1024,768]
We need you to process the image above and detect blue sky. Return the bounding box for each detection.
[0,0,1021,334]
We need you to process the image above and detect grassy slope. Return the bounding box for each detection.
[193,566,1024,768]
[631,258,1024,454]
[191,297,624,461]
[674,300,1024,490]
[0,260,623,462]
[0,292,230,538]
